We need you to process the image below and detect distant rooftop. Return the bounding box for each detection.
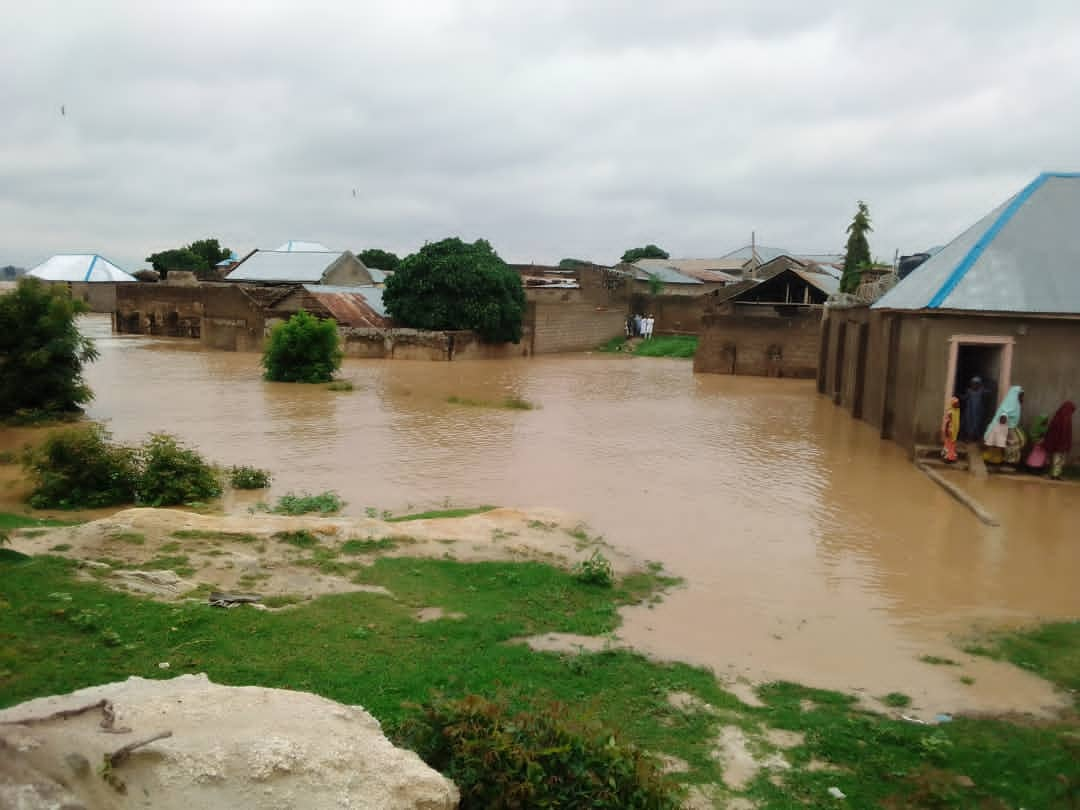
[27,253,135,283]
[226,250,346,283]
[274,240,331,252]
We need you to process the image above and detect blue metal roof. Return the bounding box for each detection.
[874,173,1080,313]
[629,262,703,285]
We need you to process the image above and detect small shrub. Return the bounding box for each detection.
[229,465,272,489]
[882,692,911,708]
[262,310,343,383]
[137,434,222,507]
[274,530,319,548]
[271,491,344,515]
[397,696,680,810]
[572,550,614,587]
[23,425,139,509]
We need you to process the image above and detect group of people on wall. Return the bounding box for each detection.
[942,376,1075,479]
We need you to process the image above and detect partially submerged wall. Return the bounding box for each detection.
[695,304,822,377]
[527,289,627,353]
[69,282,120,313]
[341,328,530,360]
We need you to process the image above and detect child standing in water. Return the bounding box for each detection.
[942,397,960,462]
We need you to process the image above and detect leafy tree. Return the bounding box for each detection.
[188,238,232,269]
[1,265,22,280]
[383,238,526,343]
[357,248,401,273]
[262,310,343,383]
[558,258,589,269]
[23,425,139,508]
[0,278,98,418]
[146,238,232,280]
[840,201,873,294]
[620,244,670,263]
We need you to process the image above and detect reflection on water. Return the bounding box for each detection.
[11,315,1080,711]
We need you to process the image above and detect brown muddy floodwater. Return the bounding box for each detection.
[7,315,1080,715]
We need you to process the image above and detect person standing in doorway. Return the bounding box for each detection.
[959,376,986,441]
[1042,400,1075,479]
[942,396,960,463]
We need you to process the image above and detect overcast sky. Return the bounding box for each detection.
[3,0,1079,270]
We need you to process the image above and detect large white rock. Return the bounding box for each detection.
[0,674,458,810]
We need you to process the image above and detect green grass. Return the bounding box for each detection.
[171,529,259,543]
[0,553,1076,809]
[920,654,959,666]
[341,537,399,554]
[633,335,698,358]
[386,506,496,523]
[326,380,355,392]
[0,512,81,530]
[966,621,1080,706]
[882,691,911,708]
[597,335,698,359]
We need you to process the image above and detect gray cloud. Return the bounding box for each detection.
[3,0,1079,269]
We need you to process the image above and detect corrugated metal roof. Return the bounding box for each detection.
[274,240,331,252]
[719,245,792,263]
[874,173,1080,313]
[227,250,344,283]
[27,254,135,282]
[792,268,841,296]
[629,262,703,285]
[304,284,387,321]
[634,258,742,283]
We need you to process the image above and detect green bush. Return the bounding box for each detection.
[397,695,680,809]
[0,278,99,418]
[572,550,615,587]
[271,491,344,515]
[262,310,343,383]
[229,465,272,489]
[23,426,139,509]
[136,434,222,507]
[382,238,526,343]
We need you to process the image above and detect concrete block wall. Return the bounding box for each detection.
[629,293,706,335]
[529,300,627,354]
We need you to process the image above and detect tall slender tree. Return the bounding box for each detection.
[840,201,873,294]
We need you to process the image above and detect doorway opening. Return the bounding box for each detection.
[945,335,1013,442]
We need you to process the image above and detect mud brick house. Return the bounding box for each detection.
[694,264,837,377]
[819,172,1080,458]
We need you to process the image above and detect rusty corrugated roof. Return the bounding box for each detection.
[303,285,388,328]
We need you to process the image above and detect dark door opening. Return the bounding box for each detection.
[953,344,1003,441]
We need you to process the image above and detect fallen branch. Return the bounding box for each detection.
[0,698,129,732]
[916,461,1000,526]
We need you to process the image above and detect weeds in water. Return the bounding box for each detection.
[387,506,497,522]
[959,675,976,686]
[271,491,344,515]
[326,380,354,392]
[527,520,558,532]
[48,543,72,552]
[882,692,912,708]
[920,655,959,666]
[228,465,272,489]
[572,551,614,587]
[447,396,537,411]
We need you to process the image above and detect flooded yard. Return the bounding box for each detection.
[6,315,1079,715]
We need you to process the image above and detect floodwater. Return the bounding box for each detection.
[7,315,1080,714]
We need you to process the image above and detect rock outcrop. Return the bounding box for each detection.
[0,674,458,810]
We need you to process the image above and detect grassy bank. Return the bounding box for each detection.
[599,335,698,358]
[2,542,1077,808]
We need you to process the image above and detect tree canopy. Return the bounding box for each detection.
[357,248,401,273]
[558,258,590,269]
[146,238,232,280]
[262,310,343,383]
[383,238,526,343]
[840,201,873,294]
[1,265,23,280]
[620,245,670,263]
[0,278,98,418]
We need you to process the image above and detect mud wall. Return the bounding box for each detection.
[115,283,266,350]
[695,305,822,377]
[69,282,120,313]
[340,328,531,360]
[629,293,706,335]
[527,289,628,353]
